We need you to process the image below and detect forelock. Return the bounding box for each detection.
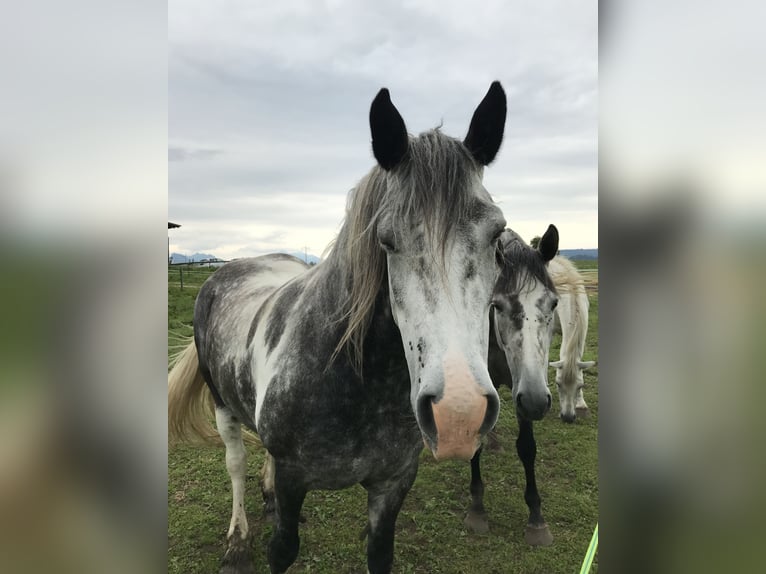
[496,235,556,295]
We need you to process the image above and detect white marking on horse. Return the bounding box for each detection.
[215,407,249,540]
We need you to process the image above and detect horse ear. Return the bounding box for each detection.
[538,224,559,262]
[578,360,596,370]
[549,360,564,369]
[369,88,408,170]
[463,81,507,166]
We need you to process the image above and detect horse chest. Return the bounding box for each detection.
[258,372,421,485]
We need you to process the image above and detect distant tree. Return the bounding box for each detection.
[530,236,541,249]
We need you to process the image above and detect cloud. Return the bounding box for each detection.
[169,0,597,256]
[168,147,223,162]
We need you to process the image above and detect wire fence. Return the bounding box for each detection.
[167,264,223,290]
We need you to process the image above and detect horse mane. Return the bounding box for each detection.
[495,230,556,295]
[327,129,479,372]
[549,256,589,373]
[548,255,585,294]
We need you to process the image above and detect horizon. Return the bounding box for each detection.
[168,245,599,264]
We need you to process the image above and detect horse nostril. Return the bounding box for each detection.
[516,393,524,411]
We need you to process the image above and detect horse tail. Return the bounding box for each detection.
[168,339,221,445]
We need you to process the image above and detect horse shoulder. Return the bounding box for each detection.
[251,269,323,427]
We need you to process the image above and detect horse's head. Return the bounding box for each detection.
[492,225,559,421]
[550,357,595,423]
[369,83,507,460]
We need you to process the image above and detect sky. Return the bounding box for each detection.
[169,0,597,260]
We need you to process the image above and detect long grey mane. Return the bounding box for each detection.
[327,129,480,371]
[495,230,556,296]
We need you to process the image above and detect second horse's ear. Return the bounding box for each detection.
[538,224,559,262]
[369,88,408,170]
[463,81,507,166]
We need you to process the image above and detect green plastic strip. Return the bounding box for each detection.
[578,523,599,574]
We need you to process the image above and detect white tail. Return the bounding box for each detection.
[168,338,260,446]
[168,340,221,445]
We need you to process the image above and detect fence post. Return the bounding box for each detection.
[180,268,184,290]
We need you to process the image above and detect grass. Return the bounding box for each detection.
[569,259,598,270]
[168,263,598,573]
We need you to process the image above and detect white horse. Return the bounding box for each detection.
[547,256,596,422]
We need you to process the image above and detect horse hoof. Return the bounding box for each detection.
[524,523,553,547]
[575,406,590,419]
[464,510,490,534]
[220,535,255,574]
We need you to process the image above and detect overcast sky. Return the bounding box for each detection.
[169,0,597,260]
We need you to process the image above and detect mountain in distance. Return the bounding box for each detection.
[170,252,220,264]
[558,248,598,260]
[286,251,322,265]
[170,251,322,265]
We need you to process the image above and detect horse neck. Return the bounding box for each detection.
[557,291,588,371]
[316,228,405,378]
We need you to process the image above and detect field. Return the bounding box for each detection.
[168,261,598,573]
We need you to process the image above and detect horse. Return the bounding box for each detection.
[168,82,510,574]
[547,255,595,423]
[462,224,560,546]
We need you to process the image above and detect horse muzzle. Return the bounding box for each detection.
[515,388,552,421]
[416,354,499,460]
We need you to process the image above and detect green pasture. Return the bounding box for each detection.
[168,261,598,573]
[568,259,597,270]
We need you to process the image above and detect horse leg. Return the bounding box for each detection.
[516,418,553,546]
[261,452,306,524]
[261,452,276,521]
[575,387,590,418]
[463,446,490,533]
[215,407,255,574]
[267,461,307,574]
[363,466,418,574]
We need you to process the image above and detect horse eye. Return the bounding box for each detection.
[378,230,397,253]
[380,240,396,253]
[551,300,558,310]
